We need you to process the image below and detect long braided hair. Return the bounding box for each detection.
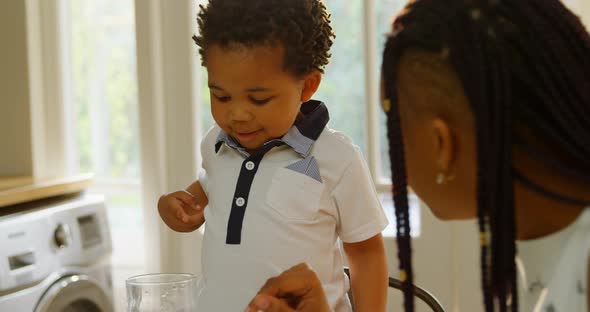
[381,0,590,311]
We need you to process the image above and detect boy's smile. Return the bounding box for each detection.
[205,44,320,152]
[233,129,263,143]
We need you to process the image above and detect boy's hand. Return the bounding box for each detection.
[158,190,205,232]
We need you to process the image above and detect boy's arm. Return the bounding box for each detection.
[180,180,209,230]
[343,233,388,312]
[186,180,209,208]
[158,180,209,233]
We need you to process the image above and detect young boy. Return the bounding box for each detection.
[157,1,388,311]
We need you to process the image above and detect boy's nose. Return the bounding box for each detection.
[229,103,254,121]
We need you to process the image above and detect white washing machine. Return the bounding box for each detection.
[0,193,114,312]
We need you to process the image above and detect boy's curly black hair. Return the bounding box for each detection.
[193,0,335,77]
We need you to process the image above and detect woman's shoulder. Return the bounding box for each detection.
[530,208,590,311]
[551,209,590,311]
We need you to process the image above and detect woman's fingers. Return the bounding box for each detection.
[245,294,295,312]
[246,263,330,312]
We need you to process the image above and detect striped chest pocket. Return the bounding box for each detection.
[266,157,324,221]
[285,156,322,182]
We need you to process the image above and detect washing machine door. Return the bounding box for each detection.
[35,275,113,312]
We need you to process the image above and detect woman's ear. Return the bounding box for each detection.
[431,118,455,174]
[300,71,322,102]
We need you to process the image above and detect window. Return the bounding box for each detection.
[66,0,143,309]
[316,1,367,152]
[376,0,407,182]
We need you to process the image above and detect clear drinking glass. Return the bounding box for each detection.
[126,273,199,312]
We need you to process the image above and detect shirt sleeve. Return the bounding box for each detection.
[332,146,389,243]
[198,167,209,196]
[198,126,218,196]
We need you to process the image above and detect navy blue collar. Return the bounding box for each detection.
[215,100,329,157]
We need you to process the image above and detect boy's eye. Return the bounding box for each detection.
[250,97,273,105]
[213,94,231,102]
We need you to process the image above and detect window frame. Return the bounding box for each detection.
[360,0,393,193]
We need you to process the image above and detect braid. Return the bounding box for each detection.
[453,9,497,311]
[383,38,415,312]
[382,0,590,311]
[499,2,590,150]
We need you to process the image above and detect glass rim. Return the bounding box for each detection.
[125,273,197,286]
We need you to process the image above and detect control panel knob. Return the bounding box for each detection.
[54,223,71,249]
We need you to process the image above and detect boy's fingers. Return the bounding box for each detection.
[174,190,197,207]
[173,203,191,223]
[185,212,204,225]
[174,202,203,224]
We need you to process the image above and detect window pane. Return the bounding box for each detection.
[376,1,406,181]
[71,2,140,180]
[317,1,367,152]
[196,0,215,136]
[68,0,143,310]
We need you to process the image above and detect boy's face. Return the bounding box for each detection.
[205,44,320,152]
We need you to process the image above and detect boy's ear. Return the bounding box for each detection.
[300,71,322,102]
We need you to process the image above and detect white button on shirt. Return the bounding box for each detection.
[245,161,255,170]
[196,103,388,312]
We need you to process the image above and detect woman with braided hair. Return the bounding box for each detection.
[245,0,590,311]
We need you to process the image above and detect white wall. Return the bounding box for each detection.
[384,203,481,312]
[582,2,590,28]
[0,1,33,177]
[565,0,590,29]
[0,0,70,180]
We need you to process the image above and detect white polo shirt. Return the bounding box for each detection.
[197,101,388,311]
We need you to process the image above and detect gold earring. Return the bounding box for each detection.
[436,173,445,185]
[436,172,455,185]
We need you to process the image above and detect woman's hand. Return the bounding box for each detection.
[245,263,331,312]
